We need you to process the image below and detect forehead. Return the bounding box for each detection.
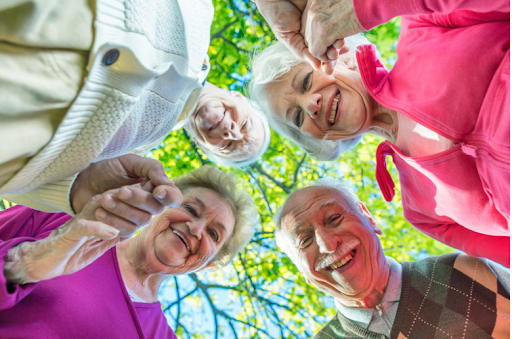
[280,186,349,233]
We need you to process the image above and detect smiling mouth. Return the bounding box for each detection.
[172,229,190,251]
[328,92,341,125]
[209,110,225,131]
[326,249,355,270]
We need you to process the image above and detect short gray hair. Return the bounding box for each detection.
[173,166,258,268]
[274,177,362,242]
[185,101,271,168]
[248,35,371,161]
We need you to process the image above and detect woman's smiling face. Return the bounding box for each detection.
[144,187,235,275]
[266,57,373,141]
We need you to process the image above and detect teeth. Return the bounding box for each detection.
[329,251,354,270]
[173,230,190,251]
[329,92,341,124]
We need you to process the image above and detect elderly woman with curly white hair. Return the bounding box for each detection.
[0,166,257,338]
[249,0,509,267]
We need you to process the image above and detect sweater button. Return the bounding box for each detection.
[102,49,120,66]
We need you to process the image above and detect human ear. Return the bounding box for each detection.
[358,202,382,235]
[336,54,357,70]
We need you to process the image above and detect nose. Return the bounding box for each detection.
[303,93,322,119]
[188,219,207,240]
[221,121,242,140]
[316,228,338,254]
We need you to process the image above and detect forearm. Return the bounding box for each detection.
[1,174,78,215]
[353,0,510,30]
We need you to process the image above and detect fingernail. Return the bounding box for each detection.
[160,176,172,184]
[155,191,166,199]
[104,195,116,209]
[96,208,107,219]
[119,187,132,200]
[106,227,120,237]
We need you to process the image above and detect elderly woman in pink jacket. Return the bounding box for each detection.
[250,0,510,266]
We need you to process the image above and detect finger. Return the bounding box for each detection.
[71,218,120,240]
[153,184,184,209]
[283,32,322,70]
[321,61,336,76]
[118,155,173,187]
[332,38,345,50]
[325,46,339,60]
[94,207,143,237]
[115,186,165,215]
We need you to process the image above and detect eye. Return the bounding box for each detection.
[302,72,312,92]
[327,214,343,225]
[221,142,232,151]
[299,235,313,248]
[241,120,248,130]
[208,228,219,242]
[293,108,304,128]
[184,204,198,217]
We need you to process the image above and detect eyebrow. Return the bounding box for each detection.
[319,200,336,208]
[193,197,228,237]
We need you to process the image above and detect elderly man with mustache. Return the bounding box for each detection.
[275,178,510,339]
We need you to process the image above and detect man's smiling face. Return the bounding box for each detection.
[278,186,388,305]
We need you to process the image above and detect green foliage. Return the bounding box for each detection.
[0,2,453,338]
[154,2,453,338]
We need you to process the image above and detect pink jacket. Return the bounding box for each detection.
[353,0,510,266]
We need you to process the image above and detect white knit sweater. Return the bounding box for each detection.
[0,0,213,214]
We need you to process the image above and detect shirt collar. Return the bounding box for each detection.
[334,256,402,325]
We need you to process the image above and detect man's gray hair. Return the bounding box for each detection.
[173,166,258,269]
[185,101,271,168]
[248,35,371,161]
[274,177,362,240]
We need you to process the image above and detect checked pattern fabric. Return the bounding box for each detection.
[315,253,509,339]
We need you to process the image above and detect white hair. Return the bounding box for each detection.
[248,35,373,161]
[173,166,258,269]
[185,101,271,168]
[274,177,362,245]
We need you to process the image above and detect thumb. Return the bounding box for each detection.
[119,155,173,187]
[70,219,121,240]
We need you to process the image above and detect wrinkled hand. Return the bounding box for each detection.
[70,154,183,215]
[4,192,123,285]
[4,181,173,285]
[255,0,322,69]
[301,0,363,74]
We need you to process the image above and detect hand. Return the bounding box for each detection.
[94,181,175,237]
[4,192,124,285]
[255,0,322,69]
[70,154,183,214]
[301,0,363,73]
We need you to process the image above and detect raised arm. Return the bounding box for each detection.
[413,220,510,268]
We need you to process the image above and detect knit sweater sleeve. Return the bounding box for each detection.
[1,174,78,215]
[0,206,72,310]
[353,0,510,30]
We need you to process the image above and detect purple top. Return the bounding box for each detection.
[0,205,177,339]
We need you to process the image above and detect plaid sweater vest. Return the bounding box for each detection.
[315,253,510,339]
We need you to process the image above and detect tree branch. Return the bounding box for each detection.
[211,19,238,42]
